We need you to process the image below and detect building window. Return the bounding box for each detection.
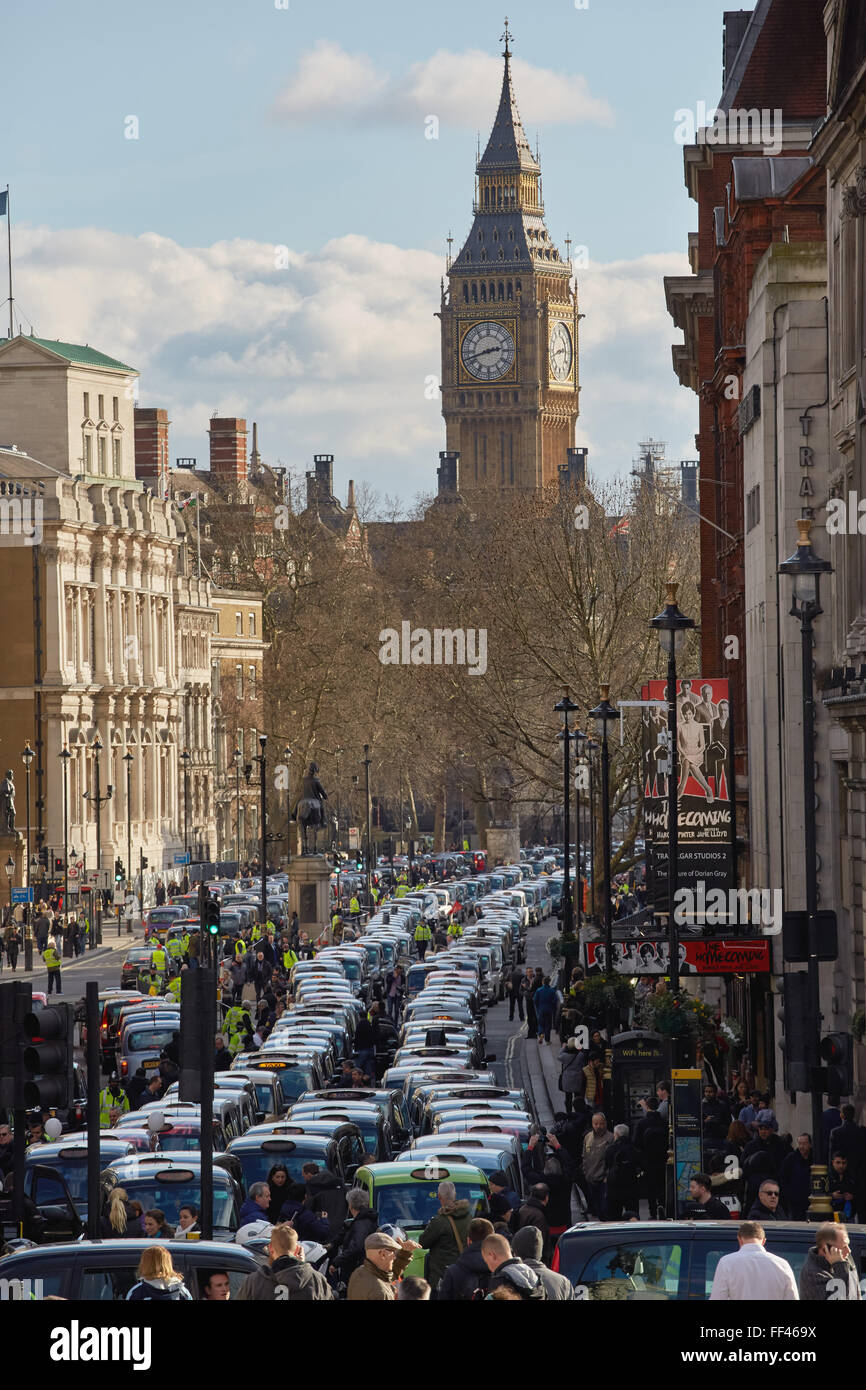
[98,394,105,420]
[248,665,256,698]
[236,664,243,698]
[235,611,243,635]
[112,396,119,421]
[98,435,106,473]
[83,392,90,419]
[746,484,761,532]
[84,435,93,470]
[112,437,121,473]
[248,612,256,637]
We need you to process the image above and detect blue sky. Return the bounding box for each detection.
[3,0,728,507]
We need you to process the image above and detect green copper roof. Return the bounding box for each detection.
[26,337,136,372]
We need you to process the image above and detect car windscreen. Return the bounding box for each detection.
[156,1129,205,1152]
[375,1180,488,1229]
[233,1144,327,1187]
[120,1175,236,1229]
[124,1029,177,1053]
[251,1067,313,1103]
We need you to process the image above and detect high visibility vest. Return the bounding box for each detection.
[349,897,360,915]
[166,937,184,960]
[414,924,431,942]
[331,913,342,929]
[181,934,190,955]
[165,981,180,1004]
[447,921,462,938]
[43,946,61,970]
[235,939,247,957]
[283,949,298,971]
[99,1088,130,1127]
[224,1006,245,1032]
[151,948,167,973]
[251,924,262,942]
[396,885,409,898]
[371,888,379,904]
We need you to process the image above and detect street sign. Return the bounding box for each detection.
[174,852,190,866]
[87,869,110,890]
[67,865,78,880]
[348,828,359,850]
[11,887,32,904]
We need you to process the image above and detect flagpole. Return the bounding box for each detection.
[5,185,12,340]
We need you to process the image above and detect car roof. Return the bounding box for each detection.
[356,1160,488,1182]
[0,1239,257,1264]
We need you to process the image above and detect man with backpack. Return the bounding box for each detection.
[236,1223,333,1300]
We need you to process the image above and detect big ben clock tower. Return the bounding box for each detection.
[439,22,580,493]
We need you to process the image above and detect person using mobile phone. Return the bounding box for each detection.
[799,1222,862,1300]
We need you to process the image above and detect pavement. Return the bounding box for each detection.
[4,916,146,993]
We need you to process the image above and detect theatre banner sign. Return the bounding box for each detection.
[585,938,770,976]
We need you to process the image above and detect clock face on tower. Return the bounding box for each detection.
[460,320,516,382]
[548,321,573,382]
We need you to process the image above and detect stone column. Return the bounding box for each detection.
[93,555,109,683]
[42,546,65,684]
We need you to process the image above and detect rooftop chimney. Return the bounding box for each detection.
[134,407,170,495]
[437,450,460,497]
[208,417,248,485]
[559,446,587,493]
[722,10,752,89]
[250,421,261,473]
[306,454,336,509]
[347,479,356,511]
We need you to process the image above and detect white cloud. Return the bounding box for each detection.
[270,40,388,122]
[270,44,613,129]
[11,225,693,502]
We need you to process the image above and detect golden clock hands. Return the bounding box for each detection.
[464,345,503,365]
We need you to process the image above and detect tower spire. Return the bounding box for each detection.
[501,16,512,63]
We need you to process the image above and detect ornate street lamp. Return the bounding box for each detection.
[650,582,695,992]
[779,518,832,1179]
[554,692,578,937]
[589,687,618,972]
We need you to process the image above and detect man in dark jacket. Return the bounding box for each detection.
[688,1172,731,1219]
[236,1223,333,1300]
[435,1218,494,1300]
[488,1172,521,1223]
[512,1183,552,1265]
[481,1233,546,1300]
[701,1084,732,1134]
[742,1122,788,1207]
[507,965,525,1022]
[829,1106,864,1166]
[277,1182,332,1243]
[799,1223,862,1301]
[353,1015,375,1078]
[124,1067,149,1110]
[512,1226,574,1299]
[303,1163,347,1237]
[330,1190,378,1283]
[747,1178,788,1222]
[419,1184,472,1290]
[604,1124,643,1221]
[634,1097,668,1219]
[780,1133,813,1221]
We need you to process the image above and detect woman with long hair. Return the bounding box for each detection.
[102,1186,133,1238]
[126,1244,193,1301]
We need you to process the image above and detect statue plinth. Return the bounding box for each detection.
[288,855,332,947]
[485,826,521,866]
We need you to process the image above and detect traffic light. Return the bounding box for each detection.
[54,857,63,873]
[141,856,149,870]
[355,850,363,871]
[115,858,125,883]
[820,1032,854,1095]
[778,972,815,1093]
[22,1001,74,1109]
[38,845,49,870]
[0,981,33,1110]
[205,894,220,936]
[179,967,216,1103]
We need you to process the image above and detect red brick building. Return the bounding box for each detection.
[665,0,827,875]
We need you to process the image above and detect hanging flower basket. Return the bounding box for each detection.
[582,973,635,1016]
[637,989,716,1041]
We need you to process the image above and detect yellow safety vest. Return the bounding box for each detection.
[396,885,409,898]
[251,924,262,942]
[235,939,247,957]
[283,949,298,971]
[99,1088,130,1127]
[414,924,431,942]
[447,921,462,938]
[181,934,190,955]
[167,937,184,959]
[349,897,360,915]
[44,947,61,970]
[152,949,167,973]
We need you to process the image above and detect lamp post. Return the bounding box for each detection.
[5,855,13,922]
[180,748,191,892]
[555,693,578,937]
[123,750,133,936]
[363,745,373,911]
[589,687,618,972]
[59,746,71,921]
[575,729,588,927]
[650,582,695,995]
[233,746,241,871]
[779,518,833,1179]
[22,742,35,967]
[283,745,292,868]
[258,734,268,932]
[83,735,113,948]
[585,739,598,918]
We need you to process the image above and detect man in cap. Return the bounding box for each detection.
[346,1230,421,1301]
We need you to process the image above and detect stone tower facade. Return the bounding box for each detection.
[439,28,580,492]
